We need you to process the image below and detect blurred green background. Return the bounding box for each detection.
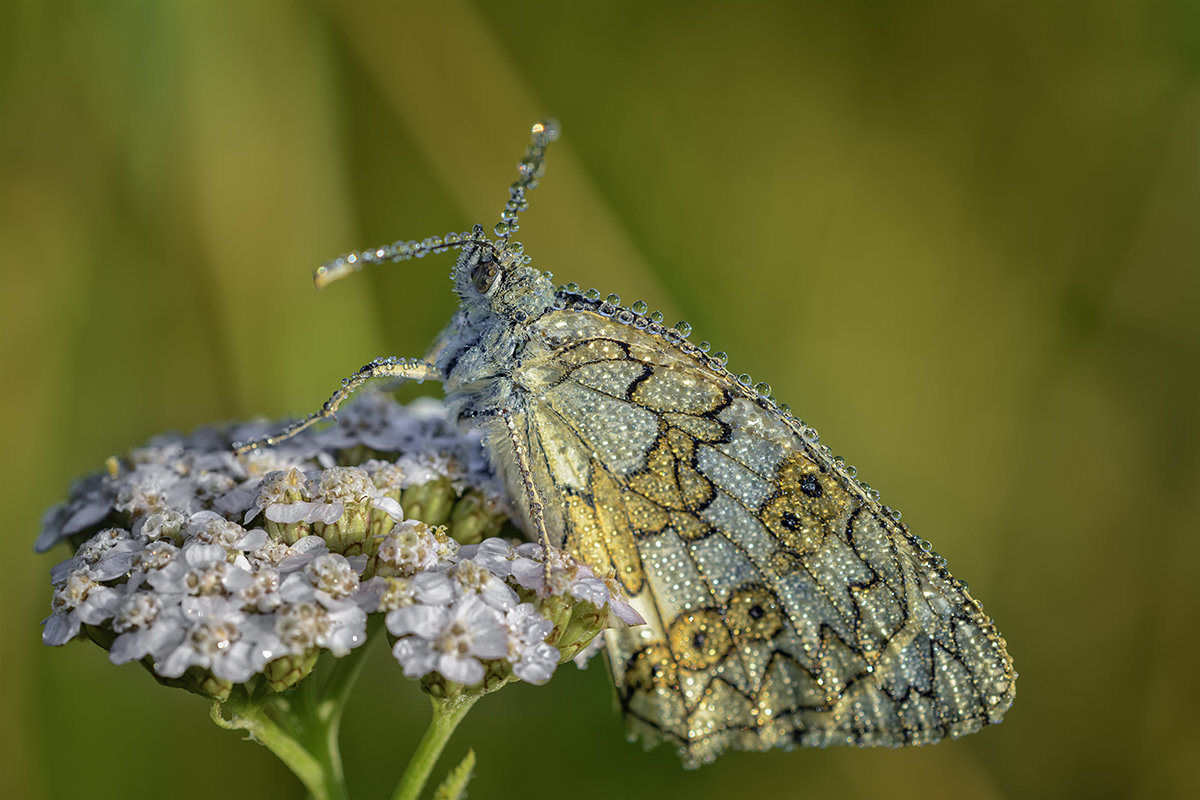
[4,1,1198,798]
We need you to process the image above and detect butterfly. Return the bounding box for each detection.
[237,120,1016,766]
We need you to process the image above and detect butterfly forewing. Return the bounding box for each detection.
[510,291,1015,766]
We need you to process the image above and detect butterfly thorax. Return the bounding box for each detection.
[436,242,557,423]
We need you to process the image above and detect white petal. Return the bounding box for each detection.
[109,631,149,664]
[216,488,255,517]
[469,626,510,660]
[49,558,78,585]
[510,559,545,590]
[608,594,646,626]
[438,653,484,685]
[183,543,226,567]
[515,644,559,685]
[279,574,317,603]
[77,586,122,624]
[325,623,365,657]
[570,576,608,607]
[42,613,81,646]
[386,605,450,638]
[411,572,455,606]
[91,553,135,581]
[393,638,437,678]
[478,578,519,611]
[290,536,328,554]
[234,529,269,551]
[313,502,346,524]
[156,644,199,678]
[373,496,404,521]
[265,502,317,524]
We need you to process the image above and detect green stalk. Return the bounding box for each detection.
[391,694,481,800]
[213,694,343,800]
[211,625,380,800]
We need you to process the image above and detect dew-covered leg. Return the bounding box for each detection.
[233,357,442,454]
[497,407,556,581]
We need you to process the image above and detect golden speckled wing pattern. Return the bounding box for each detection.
[512,295,1016,766]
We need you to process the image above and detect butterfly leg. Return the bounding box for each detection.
[232,357,442,454]
[496,407,557,588]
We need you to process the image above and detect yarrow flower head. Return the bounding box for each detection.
[37,393,640,703]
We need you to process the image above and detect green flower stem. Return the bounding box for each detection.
[213,693,342,800]
[391,694,481,800]
[211,624,380,800]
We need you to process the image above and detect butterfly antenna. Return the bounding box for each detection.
[493,118,560,246]
[313,227,489,289]
[312,119,559,289]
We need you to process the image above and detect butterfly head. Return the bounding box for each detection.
[453,225,556,323]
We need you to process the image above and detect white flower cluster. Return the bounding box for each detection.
[39,393,642,698]
[44,519,371,685]
[374,533,642,687]
[36,394,500,555]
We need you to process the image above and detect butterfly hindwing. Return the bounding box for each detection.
[508,292,1015,766]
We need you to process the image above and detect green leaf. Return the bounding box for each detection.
[432,749,476,800]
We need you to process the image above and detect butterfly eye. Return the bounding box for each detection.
[471,258,499,294]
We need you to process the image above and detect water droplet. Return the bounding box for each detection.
[713,351,729,366]
[607,293,621,305]
[494,222,509,237]
[697,340,711,353]
[738,373,753,386]
[565,281,580,293]
[649,310,664,323]
[585,288,601,300]
[755,381,772,397]
[674,320,692,338]
[631,300,648,314]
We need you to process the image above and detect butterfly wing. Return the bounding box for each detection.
[509,296,1015,766]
